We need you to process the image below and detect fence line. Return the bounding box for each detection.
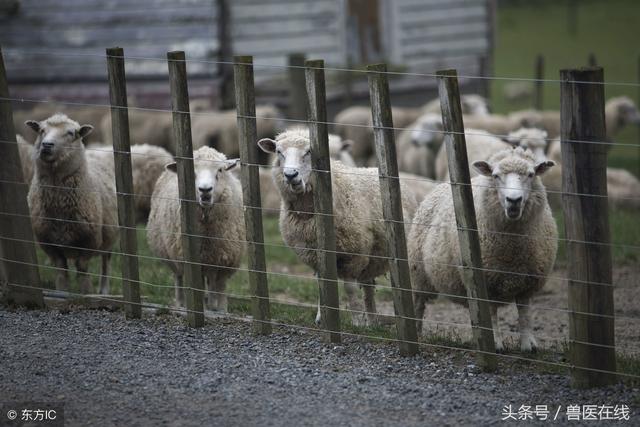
[5,49,640,88]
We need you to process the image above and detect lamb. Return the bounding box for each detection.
[25,114,118,294]
[395,113,444,179]
[258,127,418,326]
[147,146,244,311]
[409,147,558,352]
[435,129,511,181]
[191,104,284,164]
[86,143,174,222]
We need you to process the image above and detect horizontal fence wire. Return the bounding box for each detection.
[5,49,640,88]
[3,280,640,381]
[1,232,638,325]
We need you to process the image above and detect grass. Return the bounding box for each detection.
[492,0,640,176]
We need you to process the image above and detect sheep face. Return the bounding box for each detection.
[410,114,443,149]
[461,95,490,116]
[258,129,312,195]
[166,148,239,207]
[25,114,93,165]
[614,97,640,126]
[473,149,554,221]
[505,128,549,162]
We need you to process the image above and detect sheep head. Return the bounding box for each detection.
[461,94,490,116]
[410,113,444,149]
[504,127,549,162]
[258,127,312,196]
[166,146,238,207]
[607,96,640,127]
[25,113,93,165]
[473,147,554,221]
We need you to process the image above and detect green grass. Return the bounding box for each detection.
[493,0,640,176]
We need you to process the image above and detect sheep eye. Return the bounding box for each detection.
[67,130,75,137]
[492,174,500,180]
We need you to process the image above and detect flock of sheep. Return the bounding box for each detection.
[11,89,640,352]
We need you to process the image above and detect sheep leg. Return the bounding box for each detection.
[52,255,69,291]
[174,274,184,308]
[490,305,504,353]
[99,253,111,295]
[344,280,366,327]
[361,279,378,327]
[75,257,92,294]
[205,270,227,312]
[516,296,538,353]
[414,292,427,336]
[314,273,321,326]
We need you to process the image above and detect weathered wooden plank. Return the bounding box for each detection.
[233,55,272,335]
[167,50,204,328]
[106,47,141,319]
[437,68,497,371]
[0,46,44,308]
[398,5,486,26]
[305,59,341,343]
[401,38,488,58]
[367,63,418,357]
[560,67,616,388]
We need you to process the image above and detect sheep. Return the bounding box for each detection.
[86,143,174,222]
[15,104,107,142]
[435,129,511,181]
[257,127,418,326]
[191,104,284,164]
[421,94,490,116]
[543,139,640,210]
[409,147,558,352]
[396,113,444,179]
[100,110,174,154]
[25,114,118,294]
[510,96,640,141]
[503,127,550,162]
[460,109,542,138]
[147,146,244,311]
[258,133,356,217]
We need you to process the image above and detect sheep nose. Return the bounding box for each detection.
[284,170,299,181]
[42,142,54,150]
[198,186,213,193]
[506,196,523,205]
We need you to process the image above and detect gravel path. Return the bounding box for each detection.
[0,308,637,426]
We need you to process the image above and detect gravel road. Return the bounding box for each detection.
[0,308,636,426]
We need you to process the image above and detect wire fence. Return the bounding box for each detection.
[1,47,638,387]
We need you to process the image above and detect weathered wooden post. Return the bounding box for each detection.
[234,55,272,335]
[534,55,544,110]
[305,59,341,343]
[0,46,44,308]
[106,47,141,318]
[367,63,419,356]
[437,69,497,371]
[560,67,617,388]
[217,0,235,110]
[288,53,307,121]
[167,51,205,327]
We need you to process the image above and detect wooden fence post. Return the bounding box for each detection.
[560,67,617,388]
[437,69,497,372]
[106,47,141,319]
[588,53,597,67]
[0,46,44,308]
[367,63,418,357]
[167,51,205,327]
[534,55,544,110]
[233,55,272,335]
[305,59,341,343]
[288,53,307,121]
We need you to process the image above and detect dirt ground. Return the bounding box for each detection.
[378,266,640,356]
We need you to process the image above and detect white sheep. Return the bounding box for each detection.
[504,127,550,162]
[435,129,511,181]
[409,147,558,352]
[25,114,118,294]
[147,146,244,311]
[258,127,418,326]
[86,143,174,222]
[421,94,490,116]
[16,104,108,142]
[396,113,444,179]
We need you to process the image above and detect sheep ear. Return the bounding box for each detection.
[535,160,555,176]
[165,162,177,173]
[25,120,40,134]
[225,158,240,171]
[341,140,353,152]
[78,125,94,138]
[257,138,277,153]
[472,161,493,177]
